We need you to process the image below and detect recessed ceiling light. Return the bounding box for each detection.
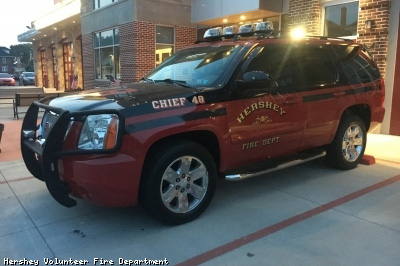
[54,27,57,30]
[240,15,246,20]
[44,35,47,37]
[223,19,228,23]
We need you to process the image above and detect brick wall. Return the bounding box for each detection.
[82,20,196,88]
[175,26,197,51]
[132,21,156,82]
[288,0,321,35]
[358,0,391,78]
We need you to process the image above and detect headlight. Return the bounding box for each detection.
[78,114,119,150]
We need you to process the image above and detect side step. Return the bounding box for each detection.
[225,149,327,181]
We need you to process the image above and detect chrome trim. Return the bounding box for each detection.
[225,151,327,181]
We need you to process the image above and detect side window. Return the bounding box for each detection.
[293,45,337,88]
[332,45,380,84]
[235,44,294,98]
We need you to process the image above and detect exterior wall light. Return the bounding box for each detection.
[366,20,373,30]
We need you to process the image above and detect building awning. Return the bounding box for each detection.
[17,0,80,43]
[191,0,288,25]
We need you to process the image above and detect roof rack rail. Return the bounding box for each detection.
[306,36,354,42]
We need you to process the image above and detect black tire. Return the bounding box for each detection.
[140,140,217,225]
[327,114,367,170]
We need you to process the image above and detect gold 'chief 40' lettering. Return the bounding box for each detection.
[237,102,286,124]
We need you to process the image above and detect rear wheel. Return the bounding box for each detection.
[327,115,367,169]
[140,140,217,225]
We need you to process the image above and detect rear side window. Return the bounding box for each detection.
[332,45,381,84]
[292,45,337,88]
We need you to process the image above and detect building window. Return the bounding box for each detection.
[323,1,359,38]
[156,26,174,67]
[93,0,116,10]
[1,66,8,72]
[1,58,6,64]
[94,28,120,80]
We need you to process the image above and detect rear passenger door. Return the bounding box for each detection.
[291,44,344,149]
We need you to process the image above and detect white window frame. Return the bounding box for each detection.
[1,58,6,64]
[1,66,8,72]
[320,0,359,40]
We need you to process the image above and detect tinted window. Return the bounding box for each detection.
[293,45,337,87]
[238,44,293,94]
[332,45,380,84]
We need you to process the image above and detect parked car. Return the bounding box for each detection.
[0,73,16,86]
[21,22,385,225]
[20,72,35,86]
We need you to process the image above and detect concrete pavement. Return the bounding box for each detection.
[0,105,399,265]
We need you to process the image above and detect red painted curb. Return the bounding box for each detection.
[361,154,376,165]
[176,174,400,266]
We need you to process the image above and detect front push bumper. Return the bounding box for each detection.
[21,99,125,207]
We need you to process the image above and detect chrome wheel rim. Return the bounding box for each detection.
[160,156,208,213]
[342,124,364,162]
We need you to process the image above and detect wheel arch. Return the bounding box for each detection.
[143,130,221,169]
[340,104,371,131]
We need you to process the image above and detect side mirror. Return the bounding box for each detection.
[243,71,271,83]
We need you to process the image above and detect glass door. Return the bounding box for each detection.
[40,50,48,88]
[63,43,73,91]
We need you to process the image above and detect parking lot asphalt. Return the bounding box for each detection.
[0,108,399,266]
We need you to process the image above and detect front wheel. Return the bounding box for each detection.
[327,115,367,170]
[140,141,217,225]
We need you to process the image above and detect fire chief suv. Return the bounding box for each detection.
[21,22,385,225]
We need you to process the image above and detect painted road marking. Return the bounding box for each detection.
[176,174,400,266]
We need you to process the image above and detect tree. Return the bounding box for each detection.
[10,43,34,72]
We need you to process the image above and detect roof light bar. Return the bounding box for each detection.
[203,21,274,41]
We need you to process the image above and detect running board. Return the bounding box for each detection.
[225,150,327,181]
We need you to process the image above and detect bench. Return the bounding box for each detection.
[13,92,73,119]
[0,87,44,99]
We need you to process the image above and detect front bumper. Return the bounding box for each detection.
[21,99,125,207]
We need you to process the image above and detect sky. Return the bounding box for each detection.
[0,0,54,48]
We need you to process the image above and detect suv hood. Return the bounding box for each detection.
[49,83,197,113]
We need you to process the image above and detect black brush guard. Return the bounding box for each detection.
[21,99,125,207]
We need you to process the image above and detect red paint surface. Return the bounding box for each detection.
[176,174,400,266]
[390,13,400,135]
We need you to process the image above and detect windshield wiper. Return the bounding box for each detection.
[154,79,192,88]
[141,77,155,83]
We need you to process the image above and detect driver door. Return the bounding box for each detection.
[226,43,304,168]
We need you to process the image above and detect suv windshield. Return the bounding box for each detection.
[146,45,242,88]
[24,73,34,77]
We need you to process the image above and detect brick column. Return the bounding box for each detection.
[358,0,391,78]
[288,0,321,35]
[82,33,96,89]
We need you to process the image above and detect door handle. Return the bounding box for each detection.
[333,91,346,97]
[283,97,299,105]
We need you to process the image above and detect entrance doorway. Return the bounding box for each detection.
[63,43,74,91]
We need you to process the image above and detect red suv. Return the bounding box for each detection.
[21,23,385,225]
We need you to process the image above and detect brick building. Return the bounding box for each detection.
[80,0,196,89]
[18,0,82,90]
[0,47,14,74]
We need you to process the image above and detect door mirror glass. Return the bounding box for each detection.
[243,71,271,83]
